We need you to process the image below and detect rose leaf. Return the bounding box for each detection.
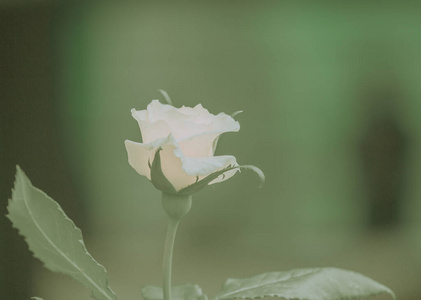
[213,268,395,300]
[7,166,117,300]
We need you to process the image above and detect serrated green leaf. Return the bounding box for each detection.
[141,284,207,300]
[214,268,395,300]
[7,166,117,300]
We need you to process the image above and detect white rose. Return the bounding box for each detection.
[125,100,241,195]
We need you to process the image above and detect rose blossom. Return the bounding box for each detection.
[125,100,241,194]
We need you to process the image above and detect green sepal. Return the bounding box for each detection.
[238,165,265,188]
[177,165,236,195]
[150,148,178,194]
[162,193,192,220]
[141,284,207,300]
[158,89,173,105]
[177,164,264,196]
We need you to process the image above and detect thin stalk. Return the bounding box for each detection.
[163,218,179,300]
[161,193,192,300]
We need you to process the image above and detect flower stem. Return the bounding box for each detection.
[163,218,179,300]
[161,193,192,300]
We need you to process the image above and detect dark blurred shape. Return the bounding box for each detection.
[360,75,408,229]
[0,4,85,299]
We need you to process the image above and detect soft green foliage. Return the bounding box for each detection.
[141,284,207,300]
[214,268,395,300]
[7,167,117,300]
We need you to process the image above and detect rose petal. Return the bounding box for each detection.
[178,132,221,157]
[124,135,174,179]
[181,155,238,177]
[127,100,242,192]
[158,143,200,191]
[131,100,240,144]
[178,103,212,120]
[125,135,201,191]
[146,99,176,122]
[131,109,172,143]
[125,140,154,179]
[178,115,240,157]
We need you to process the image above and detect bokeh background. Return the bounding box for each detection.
[2,1,421,300]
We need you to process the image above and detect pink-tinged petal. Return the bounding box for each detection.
[125,135,175,179]
[178,132,220,157]
[178,115,240,157]
[125,140,154,179]
[159,143,200,191]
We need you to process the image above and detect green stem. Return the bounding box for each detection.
[161,193,192,300]
[163,218,179,300]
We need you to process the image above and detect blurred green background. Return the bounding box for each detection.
[2,1,421,300]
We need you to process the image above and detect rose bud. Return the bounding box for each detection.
[125,100,242,195]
